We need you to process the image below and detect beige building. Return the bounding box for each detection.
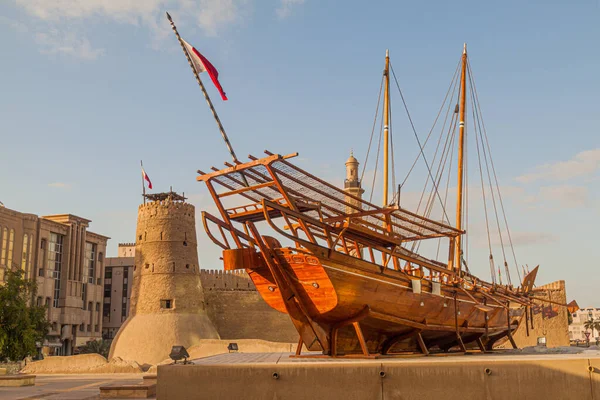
[569,307,600,341]
[102,243,135,340]
[0,205,109,356]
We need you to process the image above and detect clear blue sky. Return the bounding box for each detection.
[0,0,598,306]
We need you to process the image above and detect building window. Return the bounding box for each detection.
[80,324,84,332]
[21,234,28,274]
[105,267,112,279]
[1,227,7,266]
[160,299,173,309]
[103,303,110,318]
[84,242,96,284]
[87,325,91,332]
[48,233,64,308]
[28,236,33,278]
[7,229,14,268]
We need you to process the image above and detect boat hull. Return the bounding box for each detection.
[247,246,520,355]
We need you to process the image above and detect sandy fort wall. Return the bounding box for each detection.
[199,269,298,343]
[500,280,569,348]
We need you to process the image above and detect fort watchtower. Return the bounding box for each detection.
[109,191,219,365]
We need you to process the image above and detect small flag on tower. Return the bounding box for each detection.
[181,39,228,101]
[141,165,152,190]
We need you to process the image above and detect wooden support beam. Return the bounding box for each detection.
[295,336,303,356]
[506,306,518,349]
[353,322,370,357]
[416,332,429,355]
[476,337,486,353]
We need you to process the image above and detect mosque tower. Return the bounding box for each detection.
[109,191,219,365]
[344,151,365,213]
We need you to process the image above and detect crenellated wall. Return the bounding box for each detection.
[199,269,257,291]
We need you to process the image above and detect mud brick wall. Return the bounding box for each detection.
[499,280,570,348]
[200,270,298,343]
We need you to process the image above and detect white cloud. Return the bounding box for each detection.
[48,182,71,189]
[35,30,105,60]
[491,231,558,247]
[516,148,600,183]
[276,0,305,19]
[538,185,589,208]
[12,0,249,59]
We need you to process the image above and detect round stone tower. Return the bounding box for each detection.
[109,191,219,365]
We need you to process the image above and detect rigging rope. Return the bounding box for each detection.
[413,71,461,253]
[411,95,458,232]
[435,127,457,259]
[361,75,384,184]
[471,79,496,285]
[390,62,451,223]
[401,59,462,187]
[369,103,385,203]
[412,111,458,253]
[467,59,522,285]
[468,68,511,286]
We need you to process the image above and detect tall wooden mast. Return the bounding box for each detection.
[454,43,468,272]
[382,49,391,207]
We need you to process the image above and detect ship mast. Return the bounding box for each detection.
[382,49,391,207]
[454,43,468,272]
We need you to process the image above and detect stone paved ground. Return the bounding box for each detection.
[0,373,148,400]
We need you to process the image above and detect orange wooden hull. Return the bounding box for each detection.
[248,246,520,354]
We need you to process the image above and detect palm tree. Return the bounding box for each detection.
[584,318,598,341]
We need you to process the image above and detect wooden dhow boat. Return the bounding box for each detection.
[196,46,541,357]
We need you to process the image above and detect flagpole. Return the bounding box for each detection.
[166,12,248,187]
[141,160,146,204]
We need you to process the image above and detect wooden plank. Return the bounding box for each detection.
[218,181,276,197]
[197,153,298,182]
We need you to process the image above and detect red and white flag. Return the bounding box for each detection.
[141,166,152,190]
[181,39,228,101]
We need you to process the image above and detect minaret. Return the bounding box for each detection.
[344,151,365,213]
[109,191,219,365]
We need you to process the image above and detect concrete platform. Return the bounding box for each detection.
[157,350,600,400]
[0,373,147,400]
[0,374,35,387]
[99,382,156,398]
